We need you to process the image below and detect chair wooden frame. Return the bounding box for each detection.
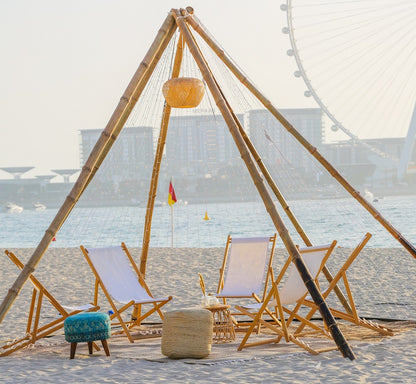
[297,233,394,337]
[0,250,99,357]
[236,241,338,355]
[80,242,172,343]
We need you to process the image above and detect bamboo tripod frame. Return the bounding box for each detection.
[0,6,355,360]
[6,7,411,360]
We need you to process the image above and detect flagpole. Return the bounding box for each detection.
[171,203,174,247]
[168,178,177,247]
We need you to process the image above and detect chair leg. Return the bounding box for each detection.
[88,341,93,355]
[70,342,77,359]
[101,339,110,356]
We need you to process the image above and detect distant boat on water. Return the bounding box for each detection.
[5,202,23,213]
[364,189,379,203]
[33,202,46,211]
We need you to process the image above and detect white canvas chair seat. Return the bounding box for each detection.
[236,241,337,354]
[241,244,332,310]
[215,237,274,298]
[62,303,97,311]
[81,243,172,343]
[87,246,170,305]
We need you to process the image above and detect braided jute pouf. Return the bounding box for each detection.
[161,308,213,359]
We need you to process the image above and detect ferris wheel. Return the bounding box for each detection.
[280,0,416,179]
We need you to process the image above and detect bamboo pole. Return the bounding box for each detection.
[134,33,183,322]
[60,21,178,236]
[238,110,352,313]
[207,57,352,314]
[173,8,355,360]
[186,8,416,259]
[76,22,178,206]
[0,13,177,326]
[140,34,184,276]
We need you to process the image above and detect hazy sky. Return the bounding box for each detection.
[0,0,314,178]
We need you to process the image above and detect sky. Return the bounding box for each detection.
[0,0,314,178]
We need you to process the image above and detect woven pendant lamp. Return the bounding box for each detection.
[162,77,205,108]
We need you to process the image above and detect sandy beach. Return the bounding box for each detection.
[1,246,416,383]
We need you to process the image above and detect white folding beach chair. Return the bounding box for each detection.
[199,235,277,331]
[296,233,393,337]
[215,235,277,303]
[81,243,172,343]
[236,241,337,354]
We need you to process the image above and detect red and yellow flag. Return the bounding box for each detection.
[168,180,177,206]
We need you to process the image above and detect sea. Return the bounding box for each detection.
[0,195,415,249]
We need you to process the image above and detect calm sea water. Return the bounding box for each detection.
[0,195,415,249]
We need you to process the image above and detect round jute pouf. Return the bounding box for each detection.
[161,308,213,359]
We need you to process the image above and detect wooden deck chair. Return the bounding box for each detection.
[236,241,338,355]
[1,250,99,357]
[297,233,394,337]
[80,242,172,343]
[199,235,277,331]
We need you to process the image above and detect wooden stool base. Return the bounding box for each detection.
[70,340,110,359]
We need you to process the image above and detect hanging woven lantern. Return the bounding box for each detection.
[162,77,205,108]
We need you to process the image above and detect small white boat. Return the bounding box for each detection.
[33,202,46,211]
[5,202,24,213]
[364,189,378,203]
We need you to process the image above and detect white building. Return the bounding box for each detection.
[79,126,153,185]
[165,114,242,178]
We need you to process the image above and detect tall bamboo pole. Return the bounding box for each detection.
[173,8,355,359]
[0,13,177,326]
[228,97,352,314]
[186,9,416,259]
[78,26,178,205]
[59,20,178,236]
[140,34,184,276]
[196,31,351,314]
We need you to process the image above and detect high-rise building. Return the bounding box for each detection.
[165,114,242,178]
[79,126,153,186]
[248,108,324,173]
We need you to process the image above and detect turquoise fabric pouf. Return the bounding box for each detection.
[64,312,111,359]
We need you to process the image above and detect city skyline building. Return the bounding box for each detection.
[1,108,414,208]
[165,114,242,179]
[79,126,154,185]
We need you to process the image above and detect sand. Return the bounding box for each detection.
[1,246,416,383]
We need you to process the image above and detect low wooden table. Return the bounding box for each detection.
[204,304,235,343]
